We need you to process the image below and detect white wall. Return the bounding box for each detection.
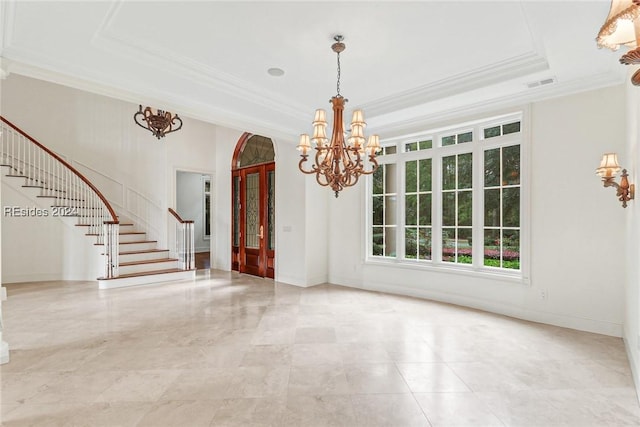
[328,85,627,337]
[625,75,640,398]
[212,126,240,271]
[176,171,209,253]
[1,74,217,281]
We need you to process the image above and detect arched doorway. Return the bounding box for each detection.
[231,133,275,278]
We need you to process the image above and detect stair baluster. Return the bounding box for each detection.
[168,208,195,271]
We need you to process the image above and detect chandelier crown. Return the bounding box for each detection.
[297,35,381,197]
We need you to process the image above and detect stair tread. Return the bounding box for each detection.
[87,231,145,236]
[76,223,133,227]
[94,240,157,246]
[119,249,169,255]
[119,258,179,266]
[99,268,192,280]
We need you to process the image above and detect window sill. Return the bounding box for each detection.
[364,257,529,285]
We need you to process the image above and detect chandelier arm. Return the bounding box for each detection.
[315,171,331,187]
[343,173,360,188]
[355,155,380,176]
[298,156,320,175]
[168,115,183,134]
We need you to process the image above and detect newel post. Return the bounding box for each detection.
[104,221,120,279]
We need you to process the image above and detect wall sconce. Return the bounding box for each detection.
[596,153,635,208]
[133,105,183,139]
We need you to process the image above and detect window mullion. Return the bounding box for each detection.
[398,159,406,261]
[473,140,483,268]
[433,152,443,264]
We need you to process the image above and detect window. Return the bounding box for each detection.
[372,164,397,257]
[484,145,520,269]
[405,158,432,260]
[369,113,525,276]
[442,152,472,264]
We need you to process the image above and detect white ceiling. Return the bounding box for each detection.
[0,1,627,141]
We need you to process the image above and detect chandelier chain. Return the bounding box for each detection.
[336,51,341,96]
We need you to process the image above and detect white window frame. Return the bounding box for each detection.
[366,110,530,284]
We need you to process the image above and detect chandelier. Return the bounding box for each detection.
[297,35,381,197]
[134,105,183,139]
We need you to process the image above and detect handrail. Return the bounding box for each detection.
[168,207,194,224]
[0,116,119,223]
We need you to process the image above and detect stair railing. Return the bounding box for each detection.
[168,208,195,270]
[0,116,120,279]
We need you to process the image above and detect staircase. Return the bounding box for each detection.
[1,116,196,289]
[94,218,195,289]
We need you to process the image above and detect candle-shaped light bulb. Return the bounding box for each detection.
[297,134,311,155]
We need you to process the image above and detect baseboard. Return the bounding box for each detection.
[275,275,312,288]
[354,280,623,337]
[328,274,363,289]
[2,273,64,283]
[623,328,640,405]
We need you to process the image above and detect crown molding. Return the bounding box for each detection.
[91,1,309,123]
[5,57,299,142]
[370,71,625,139]
[359,52,549,117]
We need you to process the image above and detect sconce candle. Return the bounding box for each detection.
[596,153,635,208]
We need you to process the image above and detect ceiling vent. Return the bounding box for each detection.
[526,77,556,89]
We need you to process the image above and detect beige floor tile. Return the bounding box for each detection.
[291,343,343,366]
[1,403,86,427]
[447,360,531,392]
[240,344,292,367]
[159,369,243,400]
[384,340,442,363]
[344,363,411,394]
[2,402,152,427]
[281,395,358,426]
[209,397,286,426]
[136,400,219,427]
[351,393,430,426]
[339,342,392,363]
[2,276,638,426]
[235,366,290,398]
[294,327,337,344]
[251,328,297,345]
[396,362,472,393]
[95,369,183,402]
[414,392,504,427]
[29,371,125,404]
[288,364,350,396]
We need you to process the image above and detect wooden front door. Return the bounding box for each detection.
[232,162,275,278]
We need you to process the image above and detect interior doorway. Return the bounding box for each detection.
[176,170,212,270]
[231,133,275,278]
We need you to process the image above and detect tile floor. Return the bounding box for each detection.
[1,270,639,426]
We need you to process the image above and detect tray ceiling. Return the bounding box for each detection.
[0,1,626,140]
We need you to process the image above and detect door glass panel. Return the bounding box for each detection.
[268,170,275,250]
[245,172,260,249]
[238,135,275,168]
[233,175,240,246]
